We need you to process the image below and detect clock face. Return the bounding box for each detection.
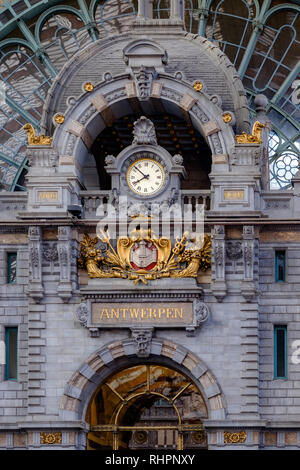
[126,158,166,196]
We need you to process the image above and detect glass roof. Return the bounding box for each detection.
[0,0,299,190]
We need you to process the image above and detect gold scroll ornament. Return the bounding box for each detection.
[235,121,265,144]
[78,229,211,285]
[224,431,247,444]
[23,123,53,146]
[40,432,62,445]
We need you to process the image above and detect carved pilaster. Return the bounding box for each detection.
[57,226,72,302]
[28,226,43,302]
[211,225,227,302]
[241,225,256,302]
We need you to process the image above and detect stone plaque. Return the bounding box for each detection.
[91,302,193,326]
[223,189,244,200]
[37,191,58,201]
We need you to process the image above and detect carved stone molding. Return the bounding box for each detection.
[76,303,88,327]
[226,241,243,260]
[43,243,58,262]
[131,327,153,357]
[241,225,256,302]
[211,225,227,302]
[132,116,157,145]
[57,226,72,302]
[28,226,43,302]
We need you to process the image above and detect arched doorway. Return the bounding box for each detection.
[86,363,208,450]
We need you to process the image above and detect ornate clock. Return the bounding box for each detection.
[126,157,166,196]
[104,116,186,206]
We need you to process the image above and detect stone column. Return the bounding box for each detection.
[211,225,227,302]
[170,0,184,20]
[254,94,271,190]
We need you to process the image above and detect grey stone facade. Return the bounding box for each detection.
[0,9,299,450]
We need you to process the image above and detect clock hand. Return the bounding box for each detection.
[135,167,147,178]
[133,174,149,185]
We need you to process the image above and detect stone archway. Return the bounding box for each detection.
[59,337,226,430]
[52,69,236,187]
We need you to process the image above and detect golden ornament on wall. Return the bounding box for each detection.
[78,229,211,285]
[224,431,247,444]
[40,432,62,445]
[222,112,232,123]
[54,114,65,124]
[23,123,53,146]
[84,82,94,92]
[235,121,265,144]
[193,81,203,92]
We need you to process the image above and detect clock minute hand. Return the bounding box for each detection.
[135,167,147,178]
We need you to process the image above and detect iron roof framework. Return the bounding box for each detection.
[0,0,298,191]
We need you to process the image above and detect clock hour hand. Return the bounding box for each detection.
[133,174,149,185]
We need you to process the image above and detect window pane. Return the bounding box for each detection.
[275,250,285,282]
[5,327,18,380]
[7,252,17,284]
[274,326,287,379]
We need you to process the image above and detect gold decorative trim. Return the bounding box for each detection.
[193,81,203,92]
[54,114,65,124]
[222,112,232,123]
[84,82,94,92]
[78,230,211,285]
[224,431,247,444]
[40,432,62,445]
[23,123,53,146]
[235,121,265,144]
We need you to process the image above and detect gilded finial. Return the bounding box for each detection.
[23,123,53,146]
[235,121,265,144]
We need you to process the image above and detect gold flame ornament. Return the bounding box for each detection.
[23,123,53,146]
[235,121,265,144]
[78,230,211,285]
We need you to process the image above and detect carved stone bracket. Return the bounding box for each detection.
[131,327,153,357]
[76,303,89,327]
[57,226,72,302]
[211,225,227,302]
[28,226,43,302]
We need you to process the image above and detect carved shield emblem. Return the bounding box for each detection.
[130,240,157,271]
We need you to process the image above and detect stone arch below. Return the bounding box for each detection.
[59,338,226,423]
[53,72,236,187]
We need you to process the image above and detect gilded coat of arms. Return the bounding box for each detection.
[78,228,211,285]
